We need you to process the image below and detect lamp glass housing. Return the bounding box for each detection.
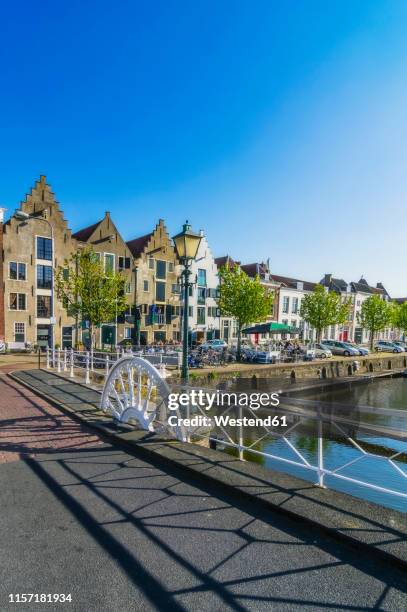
[173,222,201,261]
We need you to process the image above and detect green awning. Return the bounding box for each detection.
[242,322,299,334]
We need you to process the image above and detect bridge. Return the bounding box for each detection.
[0,355,406,610]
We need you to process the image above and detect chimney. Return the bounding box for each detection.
[324,274,332,285]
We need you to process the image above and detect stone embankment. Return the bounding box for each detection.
[170,352,407,385]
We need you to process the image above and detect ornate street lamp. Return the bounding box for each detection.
[172,221,202,381]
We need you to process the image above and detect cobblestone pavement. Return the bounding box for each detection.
[0,371,102,463]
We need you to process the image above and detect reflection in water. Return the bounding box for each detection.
[199,378,407,512]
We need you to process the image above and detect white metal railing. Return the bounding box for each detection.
[46,347,181,384]
[44,349,406,503]
[175,387,407,502]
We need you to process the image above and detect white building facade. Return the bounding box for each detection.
[187,233,220,343]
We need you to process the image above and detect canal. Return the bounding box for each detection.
[207,377,407,512]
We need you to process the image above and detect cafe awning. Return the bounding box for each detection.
[242,322,299,334]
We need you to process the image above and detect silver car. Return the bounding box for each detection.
[321,340,360,357]
[375,341,404,353]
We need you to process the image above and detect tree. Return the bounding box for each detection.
[392,301,407,338]
[217,265,274,360]
[55,248,128,349]
[357,294,392,349]
[300,284,350,343]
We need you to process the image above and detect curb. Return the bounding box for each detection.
[8,369,407,572]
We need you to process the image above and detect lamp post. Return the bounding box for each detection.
[15,210,55,351]
[172,221,201,381]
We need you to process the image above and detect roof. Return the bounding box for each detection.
[126,232,153,258]
[215,255,238,269]
[271,274,317,292]
[351,281,382,295]
[72,219,102,242]
[240,262,271,278]
[394,297,407,304]
[320,276,348,292]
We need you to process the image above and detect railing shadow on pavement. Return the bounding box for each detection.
[23,445,407,610]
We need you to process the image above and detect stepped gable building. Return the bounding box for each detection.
[0,176,77,349]
[72,211,135,346]
[126,219,181,344]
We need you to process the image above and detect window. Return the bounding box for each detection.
[104,253,115,273]
[292,298,299,314]
[37,265,52,289]
[125,282,132,294]
[37,237,52,261]
[118,257,131,269]
[188,306,193,317]
[10,293,26,310]
[197,307,206,325]
[171,283,179,294]
[156,260,166,280]
[14,322,25,343]
[155,281,166,302]
[9,262,26,280]
[282,297,290,313]
[197,287,206,304]
[197,269,206,287]
[168,262,174,272]
[124,327,132,339]
[143,280,149,292]
[149,257,154,270]
[92,252,101,262]
[291,320,297,329]
[37,295,52,318]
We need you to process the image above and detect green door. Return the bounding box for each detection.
[102,325,116,346]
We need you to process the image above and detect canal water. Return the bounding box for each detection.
[212,377,407,512]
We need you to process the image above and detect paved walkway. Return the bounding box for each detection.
[1,370,406,610]
[2,443,407,611]
[0,371,101,463]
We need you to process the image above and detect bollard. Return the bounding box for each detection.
[46,347,50,369]
[85,351,90,384]
[57,348,61,373]
[90,348,94,372]
[317,409,325,487]
[105,354,109,377]
[70,348,74,378]
[52,347,56,369]
[238,404,244,461]
[63,347,67,372]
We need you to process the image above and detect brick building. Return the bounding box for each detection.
[1,176,77,349]
[72,211,135,346]
[126,219,181,344]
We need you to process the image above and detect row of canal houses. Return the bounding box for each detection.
[0,177,402,349]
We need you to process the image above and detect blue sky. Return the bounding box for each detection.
[1,1,407,295]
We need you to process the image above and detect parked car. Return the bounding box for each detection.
[343,342,369,356]
[314,343,333,359]
[199,339,227,351]
[393,341,407,352]
[321,340,360,357]
[375,341,404,353]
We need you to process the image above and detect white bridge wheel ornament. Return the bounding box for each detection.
[100,356,186,440]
